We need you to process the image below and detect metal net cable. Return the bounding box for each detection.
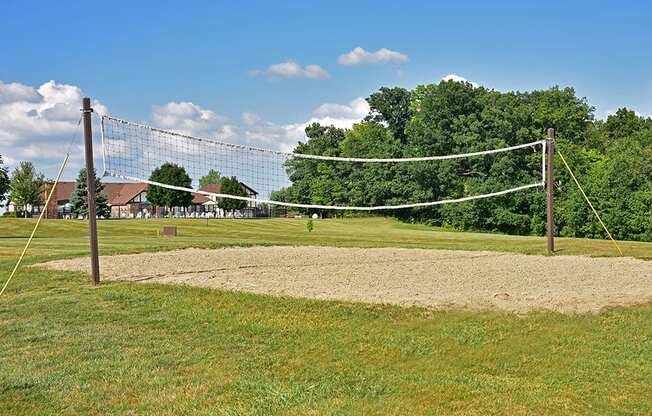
[100,115,546,211]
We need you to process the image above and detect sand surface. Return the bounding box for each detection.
[40,246,652,314]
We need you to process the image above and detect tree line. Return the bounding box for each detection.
[271,81,652,242]
[0,158,249,218]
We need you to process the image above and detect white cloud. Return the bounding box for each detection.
[441,73,479,88]
[0,80,108,179]
[152,101,231,138]
[149,97,369,153]
[337,47,408,66]
[241,97,369,152]
[308,97,369,128]
[0,81,41,104]
[241,112,261,126]
[313,97,369,119]
[251,61,330,80]
[149,101,291,151]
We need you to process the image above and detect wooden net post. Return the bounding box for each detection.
[82,97,101,284]
[546,128,555,254]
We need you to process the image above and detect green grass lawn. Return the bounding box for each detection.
[1,217,651,415]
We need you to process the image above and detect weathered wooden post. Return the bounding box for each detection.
[546,128,555,254]
[82,97,100,284]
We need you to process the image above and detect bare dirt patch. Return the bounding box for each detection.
[40,246,652,314]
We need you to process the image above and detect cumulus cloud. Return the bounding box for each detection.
[337,47,408,66]
[241,111,261,126]
[0,79,108,179]
[247,97,369,151]
[0,81,41,104]
[147,101,287,150]
[313,97,369,119]
[308,97,369,128]
[233,97,369,153]
[150,97,369,153]
[271,97,370,151]
[441,73,479,88]
[251,61,330,80]
[240,116,300,152]
[152,101,232,138]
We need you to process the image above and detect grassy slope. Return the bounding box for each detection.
[1,217,651,415]
[1,217,651,261]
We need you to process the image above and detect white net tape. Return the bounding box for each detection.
[100,115,546,211]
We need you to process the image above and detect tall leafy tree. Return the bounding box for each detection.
[603,108,647,143]
[283,123,347,210]
[9,161,44,217]
[199,169,221,188]
[0,155,9,208]
[217,176,247,215]
[147,163,193,215]
[365,87,413,142]
[339,121,404,208]
[69,168,110,218]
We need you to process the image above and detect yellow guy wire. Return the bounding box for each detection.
[556,149,623,256]
[0,153,70,298]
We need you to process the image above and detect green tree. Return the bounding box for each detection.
[338,121,404,209]
[603,108,644,142]
[365,87,413,142]
[0,155,9,208]
[147,163,193,215]
[69,168,110,219]
[269,187,295,204]
[9,161,44,217]
[199,169,221,188]
[217,176,247,216]
[282,123,347,215]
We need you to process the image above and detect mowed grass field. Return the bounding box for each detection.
[1,217,652,415]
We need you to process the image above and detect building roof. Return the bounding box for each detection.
[201,183,222,193]
[41,181,147,206]
[241,182,258,196]
[192,183,221,204]
[37,179,256,206]
[103,183,148,205]
[191,193,210,204]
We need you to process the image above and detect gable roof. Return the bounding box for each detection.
[39,181,148,206]
[103,183,148,205]
[201,183,221,194]
[240,182,258,196]
[192,183,221,204]
[33,180,256,207]
[43,181,76,203]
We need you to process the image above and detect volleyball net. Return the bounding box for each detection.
[100,115,546,211]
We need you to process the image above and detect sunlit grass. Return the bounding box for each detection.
[1,217,650,260]
[1,217,651,414]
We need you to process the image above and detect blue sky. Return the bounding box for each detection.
[1,0,651,179]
